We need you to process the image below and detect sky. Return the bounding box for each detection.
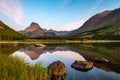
[0,0,120,31]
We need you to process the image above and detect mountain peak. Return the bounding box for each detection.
[23,22,45,37]
[48,28,55,32]
[24,22,41,32]
[31,22,39,25]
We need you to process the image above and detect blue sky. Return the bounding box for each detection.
[0,0,120,31]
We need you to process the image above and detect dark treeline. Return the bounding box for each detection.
[33,34,120,40]
[92,35,120,40]
[0,35,25,40]
[32,36,81,40]
[0,34,119,41]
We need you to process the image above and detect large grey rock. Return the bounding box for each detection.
[71,60,93,71]
[48,61,67,76]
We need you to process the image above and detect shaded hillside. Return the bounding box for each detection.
[0,21,25,40]
[73,10,111,33]
[70,8,120,39]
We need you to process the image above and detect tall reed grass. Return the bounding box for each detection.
[0,54,49,80]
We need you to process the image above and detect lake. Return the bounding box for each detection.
[0,42,120,80]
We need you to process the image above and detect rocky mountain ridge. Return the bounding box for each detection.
[19,22,71,37]
[70,8,120,39]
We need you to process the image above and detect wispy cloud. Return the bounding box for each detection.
[55,20,86,31]
[0,0,23,25]
[60,0,71,8]
[114,0,120,8]
[86,0,103,17]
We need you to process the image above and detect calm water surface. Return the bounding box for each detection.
[0,43,120,80]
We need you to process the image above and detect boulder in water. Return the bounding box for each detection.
[71,60,93,71]
[48,61,67,76]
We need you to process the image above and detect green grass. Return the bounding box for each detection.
[0,53,66,80]
[0,21,26,40]
[0,54,49,80]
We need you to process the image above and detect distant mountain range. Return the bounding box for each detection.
[70,8,120,39]
[0,8,120,40]
[19,22,71,37]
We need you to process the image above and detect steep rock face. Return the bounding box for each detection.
[78,10,111,32]
[71,8,120,35]
[24,22,41,32]
[72,10,111,34]
[24,22,45,37]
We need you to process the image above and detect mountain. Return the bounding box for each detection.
[19,22,71,37]
[0,21,24,40]
[46,29,71,36]
[70,8,120,39]
[19,22,57,37]
[54,30,72,36]
[20,22,45,37]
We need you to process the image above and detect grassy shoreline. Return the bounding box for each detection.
[0,54,49,80]
[0,54,66,80]
[0,40,120,44]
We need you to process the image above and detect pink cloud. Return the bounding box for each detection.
[0,0,23,25]
[55,20,86,31]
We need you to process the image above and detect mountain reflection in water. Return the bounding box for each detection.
[12,45,86,66]
[10,44,120,80]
